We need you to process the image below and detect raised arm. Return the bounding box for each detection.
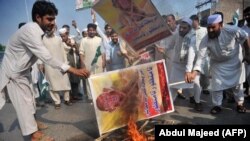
[73,20,80,34]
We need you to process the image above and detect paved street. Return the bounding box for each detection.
[0,93,250,141]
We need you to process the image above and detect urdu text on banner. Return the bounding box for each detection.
[88,60,174,135]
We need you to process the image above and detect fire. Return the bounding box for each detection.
[127,116,147,141]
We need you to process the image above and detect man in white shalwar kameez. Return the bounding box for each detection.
[0,1,89,140]
[92,9,112,70]
[169,18,202,111]
[190,14,210,95]
[186,14,250,114]
[43,27,72,109]
[156,14,186,100]
[156,14,179,79]
[59,27,82,102]
[79,23,103,99]
[79,23,103,74]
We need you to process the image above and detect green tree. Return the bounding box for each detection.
[0,43,6,51]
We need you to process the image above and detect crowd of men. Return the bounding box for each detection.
[0,1,250,140]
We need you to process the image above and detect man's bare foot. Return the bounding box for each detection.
[36,120,48,130]
[31,131,54,141]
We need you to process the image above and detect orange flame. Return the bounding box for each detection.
[127,116,147,141]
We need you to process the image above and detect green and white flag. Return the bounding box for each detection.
[75,0,95,10]
[38,72,49,100]
[91,46,102,66]
[232,9,240,26]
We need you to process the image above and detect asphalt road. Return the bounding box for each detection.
[0,93,250,141]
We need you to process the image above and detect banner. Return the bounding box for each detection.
[75,0,95,10]
[93,0,171,51]
[88,60,174,135]
[136,44,157,65]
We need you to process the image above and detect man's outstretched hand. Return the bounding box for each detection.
[68,67,90,78]
[185,71,198,83]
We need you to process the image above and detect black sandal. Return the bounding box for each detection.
[236,105,246,113]
[64,101,73,106]
[210,106,221,114]
[55,104,61,109]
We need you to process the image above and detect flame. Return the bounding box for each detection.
[127,116,147,141]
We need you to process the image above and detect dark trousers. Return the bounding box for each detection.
[70,82,79,98]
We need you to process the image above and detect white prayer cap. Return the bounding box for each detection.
[59,28,67,34]
[207,14,222,25]
[181,17,192,26]
[82,28,87,32]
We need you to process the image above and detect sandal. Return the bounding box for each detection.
[55,104,61,109]
[31,131,55,141]
[177,92,186,99]
[236,105,246,113]
[210,106,221,114]
[194,103,203,112]
[64,101,73,106]
[189,96,195,103]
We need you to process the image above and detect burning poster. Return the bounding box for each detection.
[75,0,95,10]
[88,60,174,135]
[93,0,171,51]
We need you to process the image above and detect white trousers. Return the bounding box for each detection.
[211,84,244,106]
[32,83,40,98]
[50,90,70,105]
[7,76,37,136]
[188,74,201,103]
[85,80,92,100]
[171,74,201,103]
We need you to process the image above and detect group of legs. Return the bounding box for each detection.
[171,74,246,114]
[5,76,54,141]
[171,74,203,111]
[50,80,90,109]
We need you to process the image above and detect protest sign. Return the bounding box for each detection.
[88,60,174,135]
[93,0,171,51]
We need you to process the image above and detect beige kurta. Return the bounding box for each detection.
[158,28,178,79]
[43,35,71,91]
[79,36,102,99]
[79,36,102,74]
[0,22,70,135]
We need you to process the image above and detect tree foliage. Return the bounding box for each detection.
[0,43,6,51]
